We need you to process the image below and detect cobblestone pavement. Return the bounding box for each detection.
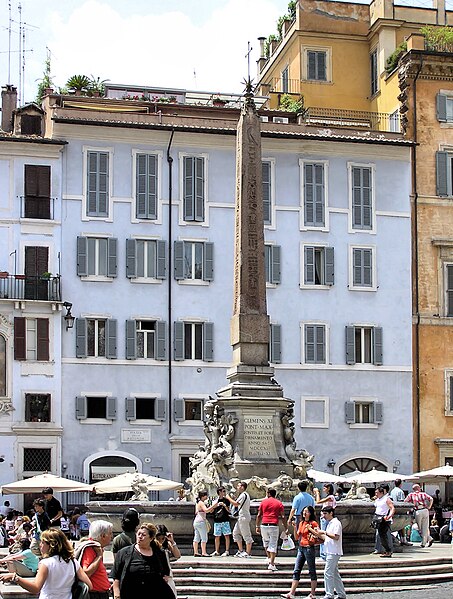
[350,581,453,597]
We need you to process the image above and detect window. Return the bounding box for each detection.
[24,165,50,219]
[180,456,191,481]
[370,49,378,96]
[174,398,203,422]
[21,115,41,135]
[436,151,453,197]
[77,236,117,278]
[174,322,213,361]
[25,393,51,422]
[281,66,289,93]
[446,264,453,316]
[269,323,281,363]
[389,109,400,133]
[345,400,383,425]
[351,247,373,288]
[14,317,49,361]
[182,156,205,222]
[307,50,327,81]
[126,239,166,279]
[265,245,281,284]
[262,161,272,225]
[76,396,117,420]
[0,335,5,397]
[303,246,334,286]
[136,153,158,219]
[303,162,326,227]
[87,151,109,217]
[174,241,213,281]
[76,318,117,359]
[345,325,383,365]
[351,165,373,230]
[437,93,453,123]
[301,397,329,428]
[304,324,326,364]
[445,371,453,415]
[125,320,167,360]
[23,448,51,472]
[126,397,166,421]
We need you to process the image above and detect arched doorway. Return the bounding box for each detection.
[339,457,388,475]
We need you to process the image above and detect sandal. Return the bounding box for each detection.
[280,594,295,599]
[193,553,201,557]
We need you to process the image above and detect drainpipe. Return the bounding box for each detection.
[412,55,423,471]
[166,129,175,434]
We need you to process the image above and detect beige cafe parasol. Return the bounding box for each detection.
[1,473,93,494]
[93,471,183,494]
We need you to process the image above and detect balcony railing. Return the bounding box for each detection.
[0,275,61,301]
[303,107,401,133]
[19,196,56,220]
[262,78,302,94]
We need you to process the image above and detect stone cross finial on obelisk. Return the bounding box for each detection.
[231,79,270,368]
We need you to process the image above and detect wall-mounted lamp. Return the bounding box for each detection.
[327,458,336,469]
[62,463,67,471]
[393,459,400,473]
[63,302,75,330]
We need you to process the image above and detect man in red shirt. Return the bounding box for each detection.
[256,488,288,571]
[405,484,433,548]
[78,520,113,599]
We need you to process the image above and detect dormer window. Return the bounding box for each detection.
[21,114,42,135]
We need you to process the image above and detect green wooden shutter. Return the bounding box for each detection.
[362,167,372,229]
[107,238,117,278]
[174,322,184,360]
[37,318,49,361]
[436,151,449,197]
[345,326,355,365]
[317,51,326,80]
[98,152,109,216]
[174,241,185,280]
[77,237,88,277]
[126,320,136,360]
[271,246,281,284]
[106,396,117,420]
[270,323,282,364]
[373,327,383,365]
[363,249,372,286]
[194,157,205,222]
[155,398,166,421]
[155,321,167,360]
[174,398,185,421]
[156,240,166,279]
[14,317,26,360]
[437,93,447,122]
[75,396,87,420]
[126,239,136,278]
[345,401,355,424]
[106,319,117,359]
[325,247,334,286]
[147,154,157,219]
[125,397,136,421]
[183,156,194,221]
[262,161,271,225]
[204,243,214,281]
[307,51,317,80]
[76,318,87,358]
[304,246,315,284]
[203,322,214,362]
[315,325,325,363]
[352,167,363,228]
[87,152,98,215]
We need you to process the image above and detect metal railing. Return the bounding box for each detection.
[303,107,401,132]
[0,275,61,301]
[262,78,301,94]
[19,196,56,220]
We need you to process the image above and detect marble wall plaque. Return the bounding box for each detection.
[243,413,277,459]
[121,429,151,443]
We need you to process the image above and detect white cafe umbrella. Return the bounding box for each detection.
[307,469,347,484]
[1,473,93,494]
[342,468,410,485]
[94,472,182,494]
[407,464,453,502]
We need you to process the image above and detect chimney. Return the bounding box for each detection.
[1,84,17,133]
[258,37,266,59]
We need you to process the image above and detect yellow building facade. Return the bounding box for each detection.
[258,0,453,474]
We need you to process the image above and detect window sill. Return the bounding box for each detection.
[126,419,162,425]
[348,285,377,292]
[130,278,163,284]
[178,420,203,426]
[300,284,332,290]
[78,418,114,425]
[348,423,379,429]
[302,79,332,85]
[177,279,210,286]
[80,276,115,282]
[301,422,329,428]
[266,282,278,289]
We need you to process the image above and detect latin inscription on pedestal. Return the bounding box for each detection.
[243,413,277,459]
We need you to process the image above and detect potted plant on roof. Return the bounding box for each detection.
[212,95,228,107]
[66,74,90,96]
[88,76,109,97]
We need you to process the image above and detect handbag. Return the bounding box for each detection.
[206,519,211,534]
[371,514,384,530]
[307,531,324,546]
[71,560,90,599]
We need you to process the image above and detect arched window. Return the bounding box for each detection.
[0,335,6,397]
[339,457,387,475]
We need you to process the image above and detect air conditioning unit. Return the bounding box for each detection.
[260,116,269,122]
[273,116,289,124]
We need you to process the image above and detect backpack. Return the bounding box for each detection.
[78,516,90,532]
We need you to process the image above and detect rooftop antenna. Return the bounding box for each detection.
[18,2,22,103]
[193,67,197,88]
[245,41,253,81]
[8,1,12,84]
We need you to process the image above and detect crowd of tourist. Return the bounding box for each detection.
[0,479,450,599]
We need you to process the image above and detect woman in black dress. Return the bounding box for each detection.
[111,523,174,599]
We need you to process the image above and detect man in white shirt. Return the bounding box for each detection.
[310,506,346,599]
[228,481,253,557]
